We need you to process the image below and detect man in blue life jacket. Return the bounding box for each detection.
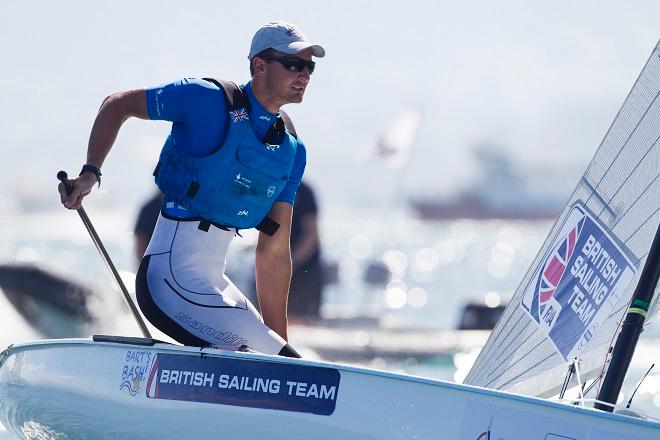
[58,21,325,358]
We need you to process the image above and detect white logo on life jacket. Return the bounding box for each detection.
[155,89,165,117]
[266,143,280,152]
[235,173,252,183]
[234,173,252,189]
[266,185,276,197]
[260,115,271,122]
[237,210,249,216]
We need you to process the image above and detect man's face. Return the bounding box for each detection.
[262,48,314,105]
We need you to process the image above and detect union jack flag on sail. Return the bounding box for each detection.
[534,217,585,321]
[538,218,584,306]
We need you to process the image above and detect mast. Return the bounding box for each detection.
[595,223,660,412]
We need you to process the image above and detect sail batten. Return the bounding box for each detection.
[626,206,660,245]
[465,40,660,398]
[498,352,556,390]
[589,90,660,199]
[602,135,659,220]
[486,342,547,388]
[489,320,529,363]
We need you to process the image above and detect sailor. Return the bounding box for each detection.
[58,21,325,358]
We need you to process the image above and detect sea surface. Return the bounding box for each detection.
[0,206,658,438]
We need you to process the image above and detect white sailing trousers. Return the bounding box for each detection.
[135,214,287,355]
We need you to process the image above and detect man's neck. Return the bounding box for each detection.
[250,79,281,114]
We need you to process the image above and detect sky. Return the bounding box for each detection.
[1,0,659,213]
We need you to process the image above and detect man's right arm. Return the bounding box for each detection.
[60,89,149,209]
[87,89,149,169]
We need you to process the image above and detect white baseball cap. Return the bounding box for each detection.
[248,21,325,60]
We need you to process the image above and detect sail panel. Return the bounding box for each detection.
[465,42,660,397]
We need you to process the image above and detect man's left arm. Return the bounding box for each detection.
[255,201,294,341]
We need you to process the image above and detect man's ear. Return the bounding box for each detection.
[253,58,267,75]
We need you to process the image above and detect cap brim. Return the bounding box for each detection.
[272,41,325,58]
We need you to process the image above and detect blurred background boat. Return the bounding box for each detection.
[409,145,570,220]
[0,264,94,338]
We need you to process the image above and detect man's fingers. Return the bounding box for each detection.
[58,172,96,209]
[58,182,67,203]
[74,193,87,208]
[59,179,83,209]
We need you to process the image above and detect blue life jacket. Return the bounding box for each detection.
[154,79,298,232]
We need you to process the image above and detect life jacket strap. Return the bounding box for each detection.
[279,110,297,139]
[198,214,280,237]
[255,216,280,236]
[263,117,286,145]
[197,219,232,233]
[198,220,211,232]
[202,78,250,112]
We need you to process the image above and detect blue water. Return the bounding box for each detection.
[1,207,658,437]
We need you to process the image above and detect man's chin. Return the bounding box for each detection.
[289,93,304,103]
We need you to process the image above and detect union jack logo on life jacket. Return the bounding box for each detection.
[230,108,249,123]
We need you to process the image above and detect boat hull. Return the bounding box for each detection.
[1,337,659,439]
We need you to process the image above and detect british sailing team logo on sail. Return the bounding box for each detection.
[521,201,637,361]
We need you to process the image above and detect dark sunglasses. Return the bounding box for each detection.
[260,56,316,74]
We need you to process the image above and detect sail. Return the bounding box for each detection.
[464,40,660,398]
[366,109,421,168]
